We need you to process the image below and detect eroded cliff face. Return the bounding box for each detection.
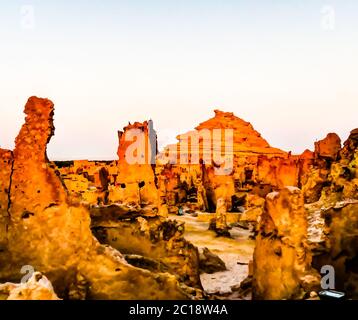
[253,187,320,300]
[315,133,341,160]
[321,129,358,203]
[91,213,202,289]
[303,129,358,204]
[0,97,191,300]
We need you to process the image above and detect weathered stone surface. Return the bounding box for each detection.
[314,133,341,160]
[199,247,227,274]
[208,197,231,237]
[323,129,358,201]
[57,160,118,206]
[91,214,202,290]
[0,97,190,300]
[108,121,159,206]
[303,129,358,204]
[253,187,320,299]
[0,272,60,300]
[123,254,170,273]
[302,168,329,204]
[256,151,315,189]
[56,122,161,208]
[312,201,358,299]
[240,194,265,223]
[341,128,358,161]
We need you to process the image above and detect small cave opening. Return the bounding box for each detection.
[138,181,145,188]
[99,167,110,190]
[187,187,198,203]
[231,194,246,212]
[244,169,253,182]
[120,183,126,189]
[21,211,35,219]
[206,193,216,213]
[342,167,354,181]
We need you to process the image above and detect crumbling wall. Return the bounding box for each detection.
[108,120,158,206]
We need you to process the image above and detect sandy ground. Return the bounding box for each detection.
[172,214,255,296]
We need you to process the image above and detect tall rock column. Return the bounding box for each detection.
[3,97,93,290]
[108,120,159,207]
[253,187,320,299]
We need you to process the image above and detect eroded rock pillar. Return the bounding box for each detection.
[253,187,320,299]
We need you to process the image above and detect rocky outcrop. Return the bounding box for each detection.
[199,247,226,274]
[108,121,158,206]
[240,194,265,223]
[302,163,330,204]
[253,187,320,299]
[209,197,231,237]
[322,129,358,202]
[306,131,358,298]
[0,97,190,300]
[314,133,341,160]
[256,151,315,190]
[195,110,284,153]
[91,214,202,290]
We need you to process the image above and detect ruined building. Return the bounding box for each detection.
[108,120,159,207]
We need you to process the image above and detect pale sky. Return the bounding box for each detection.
[0,0,357,160]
